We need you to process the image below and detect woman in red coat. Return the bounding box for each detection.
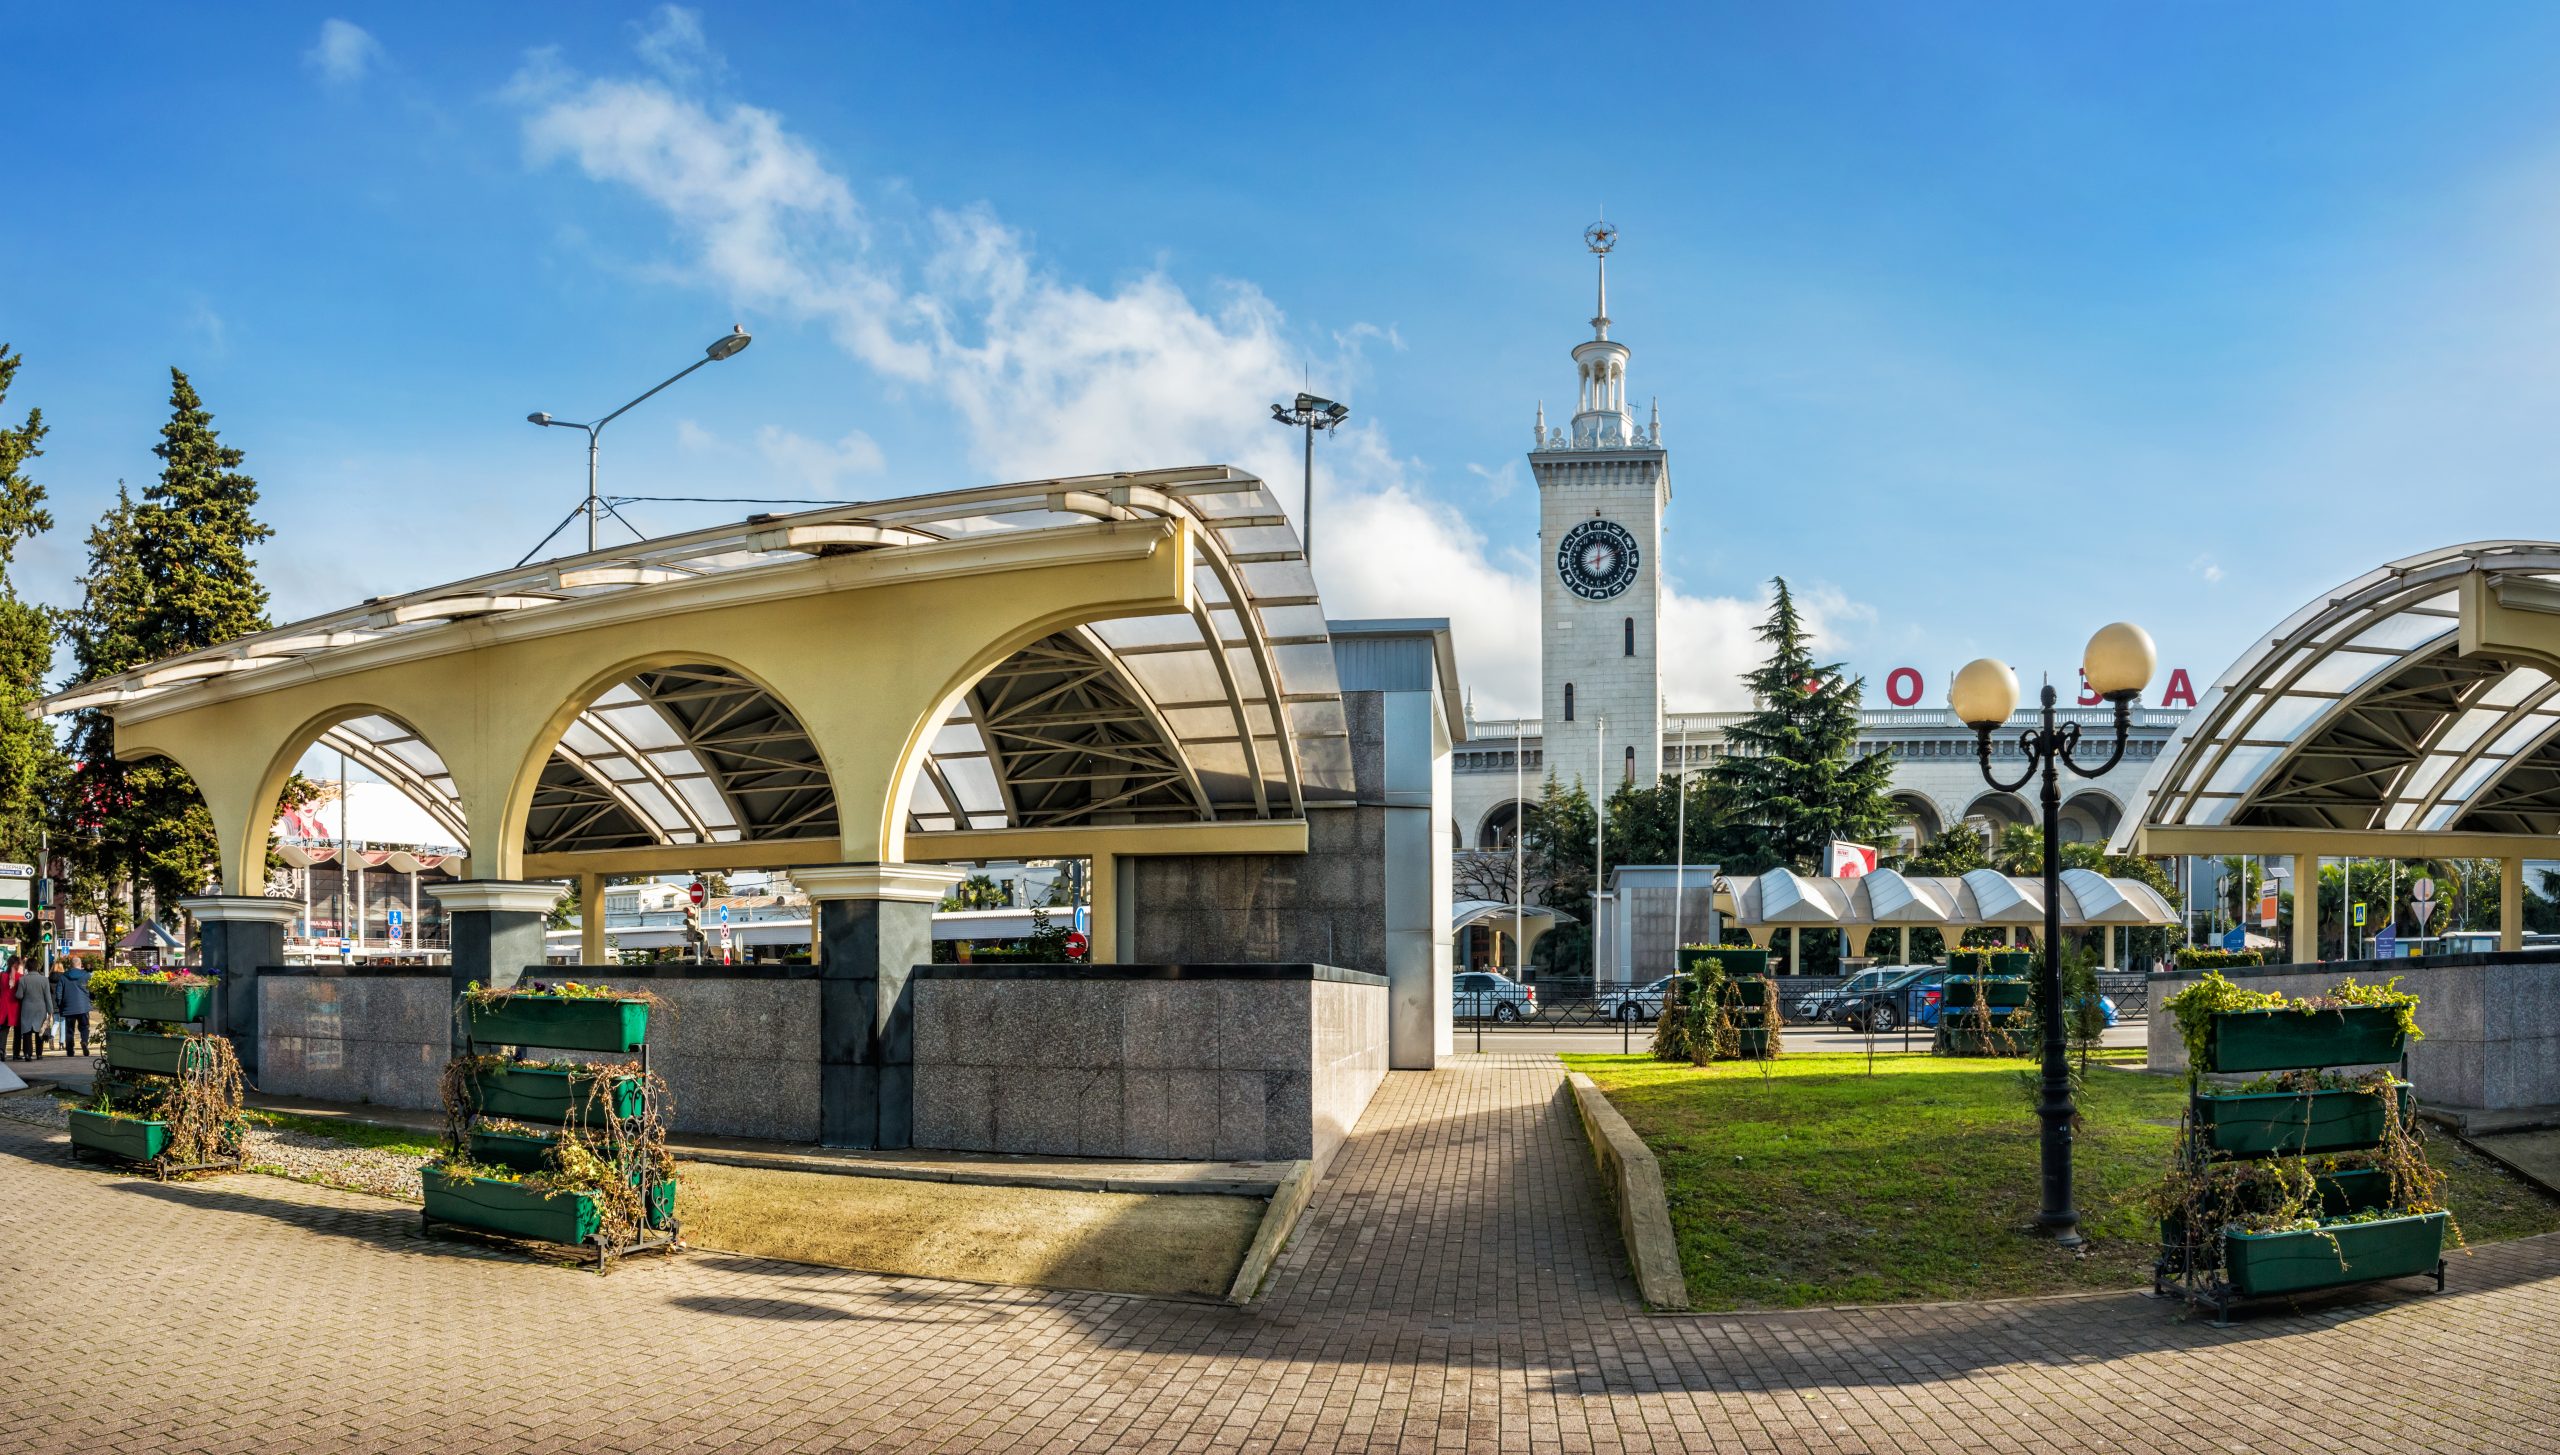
[0,959,19,1043]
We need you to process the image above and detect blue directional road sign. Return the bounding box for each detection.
[2221,925,2247,953]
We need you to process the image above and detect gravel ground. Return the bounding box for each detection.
[0,1090,425,1201]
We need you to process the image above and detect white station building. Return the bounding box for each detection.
[1449,229,2187,870]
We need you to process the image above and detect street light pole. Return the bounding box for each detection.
[528,326,753,559]
[1269,392,1349,564]
[1950,623,2157,1248]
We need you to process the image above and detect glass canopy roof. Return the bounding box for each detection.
[45,467,1356,855]
[2118,542,2560,844]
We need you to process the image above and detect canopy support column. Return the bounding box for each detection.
[797,863,964,1150]
[579,872,606,966]
[424,881,560,1057]
[1899,926,1911,964]
[178,896,303,1078]
[2292,854,2320,965]
[2503,857,2525,953]
[2104,924,2117,970]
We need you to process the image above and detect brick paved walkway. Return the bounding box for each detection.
[4,1053,2557,1453]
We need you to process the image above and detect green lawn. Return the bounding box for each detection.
[1564,1049,2560,1311]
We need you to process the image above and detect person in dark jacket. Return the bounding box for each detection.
[54,964,92,1058]
[10,960,52,1060]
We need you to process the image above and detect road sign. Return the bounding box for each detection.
[1064,929,1089,960]
[0,863,30,924]
[2352,902,2368,927]
[719,905,730,926]
[338,937,353,959]
[387,907,404,944]
[688,880,706,908]
[2259,888,2279,929]
[2411,876,2437,926]
[2376,925,2398,958]
[2221,925,2247,953]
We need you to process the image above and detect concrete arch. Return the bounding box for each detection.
[503,649,832,866]
[251,703,470,877]
[1477,800,1527,850]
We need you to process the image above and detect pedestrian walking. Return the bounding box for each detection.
[0,959,18,1058]
[10,958,51,1060]
[55,963,91,1059]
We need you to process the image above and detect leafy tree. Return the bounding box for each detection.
[0,346,67,964]
[941,873,1008,911]
[1708,578,1899,871]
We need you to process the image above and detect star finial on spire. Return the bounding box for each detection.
[1583,219,1616,340]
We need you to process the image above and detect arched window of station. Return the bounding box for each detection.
[1961,790,2034,840]
[1890,792,1944,851]
[2058,791,2123,846]
[1477,799,1526,851]
[1563,683,1575,721]
[1624,744,1636,781]
[1623,617,1635,657]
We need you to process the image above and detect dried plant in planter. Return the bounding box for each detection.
[435,1053,676,1252]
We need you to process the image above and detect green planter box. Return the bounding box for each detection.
[68,1107,169,1163]
[646,1180,678,1230]
[1942,976,2031,1013]
[1936,1025,2031,1058]
[468,1127,560,1173]
[2225,1210,2447,1297]
[1730,1026,1774,1059]
[2317,1167,2393,1219]
[2194,1083,2409,1158]
[117,980,213,1024]
[465,995,651,1054]
[423,1166,603,1246]
[2205,1006,2408,1074]
[469,1065,645,1124]
[1680,947,1769,977]
[103,1029,206,1077]
[1990,951,2033,976]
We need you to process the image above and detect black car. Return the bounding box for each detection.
[1835,965,1948,1033]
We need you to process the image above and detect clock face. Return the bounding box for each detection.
[1557,519,1640,600]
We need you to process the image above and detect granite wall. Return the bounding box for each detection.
[259,970,450,1110]
[257,964,820,1140]
[911,964,1390,1166]
[2147,951,2560,1111]
[542,969,821,1141]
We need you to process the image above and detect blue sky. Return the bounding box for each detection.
[10,3,2560,718]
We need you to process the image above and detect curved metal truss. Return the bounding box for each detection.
[2120,541,2560,844]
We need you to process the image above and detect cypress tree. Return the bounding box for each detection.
[60,486,151,939]
[1708,577,1900,872]
[138,368,272,655]
[60,369,279,926]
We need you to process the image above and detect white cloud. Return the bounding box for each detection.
[2189,553,2224,584]
[673,418,719,452]
[1464,460,1521,500]
[305,19,381,88]
[755,426,884,490]
[507,29,1863,720]
[633,6,722,85]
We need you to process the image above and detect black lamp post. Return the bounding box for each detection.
[1269,392,1349,563]
[1949,622,2156,1247]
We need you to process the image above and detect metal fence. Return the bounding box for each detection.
[1460,973,2150,1035]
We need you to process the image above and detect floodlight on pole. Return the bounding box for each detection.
[1270,390,1349,564]
[526,326,755,560]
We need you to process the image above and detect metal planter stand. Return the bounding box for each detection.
[424,1004,679,1273]
[69,988,244,1180]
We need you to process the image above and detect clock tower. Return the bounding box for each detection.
[1534,222,1669,791]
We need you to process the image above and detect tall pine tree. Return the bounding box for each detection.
[1708,577,1899,871]
[0,345,69,904]
[60,369,277,928]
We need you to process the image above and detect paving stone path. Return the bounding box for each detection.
[3,1051,2556,1453]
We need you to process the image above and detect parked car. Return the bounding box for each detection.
[1598,975,1679,1024]
[1453,970,1539,1022]
[1795,967,1909,1024]
[1836,966,1948,1033]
